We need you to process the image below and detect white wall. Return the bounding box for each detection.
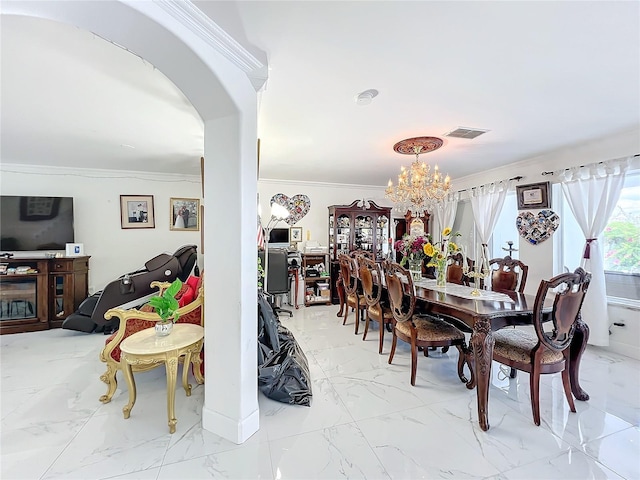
[258,180,395,248]
[0,164,202,292]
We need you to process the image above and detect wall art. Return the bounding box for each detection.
[270,193,311,225]
[516,209,560,245]
[120,195,155,229]
[516,181,551,210]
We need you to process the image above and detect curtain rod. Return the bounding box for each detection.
[541,153,639,176]
[455,175,522,194]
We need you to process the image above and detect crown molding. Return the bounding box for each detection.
[258,177,387,191]
[154,0,264,75]
[0,163,200,183]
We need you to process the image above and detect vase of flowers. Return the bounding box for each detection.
[424,227,460,288]
[394,234,430,281]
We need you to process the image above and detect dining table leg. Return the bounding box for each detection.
[471,319,493,431]
[569,314,590,401]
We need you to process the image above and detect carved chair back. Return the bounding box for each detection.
[383,260,415,323]
[338,254,358,296]
[489,256,529,293]
[358,256,383,308]
[533,267,591,352]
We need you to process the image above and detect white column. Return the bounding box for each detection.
[201,112,259,444]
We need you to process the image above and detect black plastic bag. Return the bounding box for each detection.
[258,293,312,406]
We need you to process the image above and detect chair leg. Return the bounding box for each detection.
[509,368,517,378]
[562,353,576,413]
[410,329,418,386]
[530,363,542,426]
[343,303,350,325]
[99,363,118,404]
[362,313,370,341]
[388,326,397,364]
[354,304,360,335]
[455,345,469,384]
[378,319,386,354]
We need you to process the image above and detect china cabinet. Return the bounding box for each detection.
[328,201,391,303]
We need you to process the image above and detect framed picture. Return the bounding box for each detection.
[120,195,155,229]
[516,182,551,210]
[170,197,200,231]
[290,226,303,243]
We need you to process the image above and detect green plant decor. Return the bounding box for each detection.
[148,278,183,323]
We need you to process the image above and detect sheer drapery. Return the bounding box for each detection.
[433,192,459,240]
[559,158,630,346]
[470,180,512,262]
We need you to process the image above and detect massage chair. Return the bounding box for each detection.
[61,245,198,333]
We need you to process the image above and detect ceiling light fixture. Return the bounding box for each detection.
[355,89,379,106]
[385,136,451,217]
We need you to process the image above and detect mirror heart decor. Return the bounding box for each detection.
[270,193,311,225]
[516,209,560,245]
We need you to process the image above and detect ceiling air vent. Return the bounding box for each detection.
[444,127,489,139]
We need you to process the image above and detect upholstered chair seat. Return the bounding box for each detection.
[493,329,564,365]
[395,316,466,343]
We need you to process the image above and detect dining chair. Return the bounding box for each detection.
[446,252,468,286]
[492,267,591,426]
[338,254,366,332]
[358,256,394,354]
[489,255,528,293]
[383,260,472,387]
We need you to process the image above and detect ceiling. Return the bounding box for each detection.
[1,1,639,187]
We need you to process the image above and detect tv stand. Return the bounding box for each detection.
[0,256,90,334]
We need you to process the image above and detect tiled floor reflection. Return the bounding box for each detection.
[1,304,638,479]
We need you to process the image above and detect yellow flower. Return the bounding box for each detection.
[442,227,452,237]
[448,241,458,252]
[423,243,435,257]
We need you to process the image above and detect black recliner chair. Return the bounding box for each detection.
[62,245,198,333]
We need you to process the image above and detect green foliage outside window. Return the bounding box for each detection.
[603,217,640,274]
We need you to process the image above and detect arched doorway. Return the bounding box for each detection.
[1,0,262,444]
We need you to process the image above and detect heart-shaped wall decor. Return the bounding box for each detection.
[270,193,311,225]
[516,209,560,245]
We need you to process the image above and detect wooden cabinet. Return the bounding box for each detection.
[0,256,89,334]
[302,254,331,306]
[48,257,90,328]
[328,201,391,303]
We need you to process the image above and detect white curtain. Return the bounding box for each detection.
[433,192,459,240]
[560,158,630,346]
[470,180,512,262]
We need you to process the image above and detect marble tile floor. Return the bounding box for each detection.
[1,304,638,480]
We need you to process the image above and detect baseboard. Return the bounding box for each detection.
[602,341,640,361]
[202,405,260,445]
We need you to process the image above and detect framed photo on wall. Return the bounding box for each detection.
[120,195,155,229]
[170,197,200,231]
[290,226,303,243]
[516,182,551,210]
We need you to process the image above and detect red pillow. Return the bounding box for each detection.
[177,285,195,307]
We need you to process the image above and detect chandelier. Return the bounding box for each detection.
[385,136,451,217]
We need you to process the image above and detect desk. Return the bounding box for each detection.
[413,280,589,431]
[120,323,204,433]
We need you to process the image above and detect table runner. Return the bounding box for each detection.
[414,278,515,303]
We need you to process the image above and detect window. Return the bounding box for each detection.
[559,171,639,301]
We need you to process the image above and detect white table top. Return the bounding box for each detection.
[120,323,204,355]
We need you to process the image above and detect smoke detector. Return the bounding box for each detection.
[355,89,379,106]
[444,127,489,139]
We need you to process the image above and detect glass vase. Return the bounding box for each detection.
[408,258,423,282]
[155,321,173,337]
[436,264,446,287]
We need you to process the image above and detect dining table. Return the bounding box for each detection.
[410,278,590,431]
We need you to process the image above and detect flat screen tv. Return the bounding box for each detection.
[269,227,289,245]
[0,196,75,251]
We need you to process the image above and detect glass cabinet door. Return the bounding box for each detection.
[329,213,335,259]
[336,214,351,257]
[51,274,67,319]
[354,215,373,253]
[376,215,390,259]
